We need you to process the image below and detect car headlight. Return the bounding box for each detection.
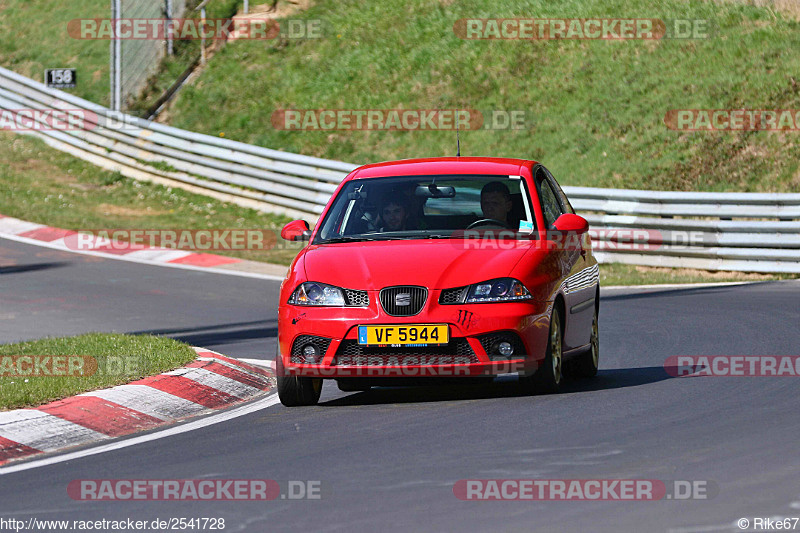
[464,278,531,303]
[288,282,346,306]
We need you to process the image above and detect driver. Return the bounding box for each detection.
[480,181,513,226]
[379,195,411,231]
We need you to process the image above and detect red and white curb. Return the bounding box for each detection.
[0,214,240,268]
[0,348,275,466]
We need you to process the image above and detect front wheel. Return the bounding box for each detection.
[521,306,563,394]
[570,306,599,378]
[276,355,323,406]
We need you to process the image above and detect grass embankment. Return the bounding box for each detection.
[0,0,109,104]
[0,131,299,264]
[0,333,196,410]
[167,0,800,192]
[0,0,248,109]
[597,263,794,287]
[127,0,251,116]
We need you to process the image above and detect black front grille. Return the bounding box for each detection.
[334,339,477,365]
[477,331,527,360]
[439,287,467,304]
[290,335,332,363]
[344,289,369,307]
[379,286,427,316]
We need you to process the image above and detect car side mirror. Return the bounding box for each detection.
[552,214,589,234]
[281,220,312,241]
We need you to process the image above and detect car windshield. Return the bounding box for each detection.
[314,175,537,244]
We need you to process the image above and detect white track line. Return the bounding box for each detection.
[0,219,45,234]
[602,281,759,290]
[122,249,195,262]
[0,392,281,475]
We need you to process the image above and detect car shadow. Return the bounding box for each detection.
[129,319,277,347]
[319,365,677,406]
[0,261,70,274]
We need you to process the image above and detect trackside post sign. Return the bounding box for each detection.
[45,68,77,89]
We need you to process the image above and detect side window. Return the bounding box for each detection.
[537,177,563,228]
[543,167,575,214]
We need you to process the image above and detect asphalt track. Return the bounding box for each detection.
[1,236,799,533]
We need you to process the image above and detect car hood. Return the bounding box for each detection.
[302,240,530,289]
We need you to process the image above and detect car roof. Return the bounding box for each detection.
[346,157,537,180]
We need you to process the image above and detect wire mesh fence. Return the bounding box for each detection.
[110,0,187,110]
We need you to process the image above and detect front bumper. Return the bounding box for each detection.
[278,296,553,378]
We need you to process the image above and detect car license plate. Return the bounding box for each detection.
[357,324,449,346]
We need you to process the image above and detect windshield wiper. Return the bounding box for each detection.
[318,236,378,244]
[320,233,453,244]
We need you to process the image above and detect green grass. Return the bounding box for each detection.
[165,0,800,192]
[0,0,110,105]
[0,131,299,264]
[0,333,196,410]
[598,263,794,286]
[126,0,252,116]
[0,0,249,109]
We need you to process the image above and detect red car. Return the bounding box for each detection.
[276,157,599,406]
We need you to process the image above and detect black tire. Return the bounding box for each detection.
[522,306,563,394]
[570,305,599,378]
[276,355,323,407]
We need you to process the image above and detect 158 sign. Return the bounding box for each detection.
[45,68,76,89]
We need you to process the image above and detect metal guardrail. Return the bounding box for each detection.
[566,188,800,273]
[0,66,354,219]
[1,66,798,273]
